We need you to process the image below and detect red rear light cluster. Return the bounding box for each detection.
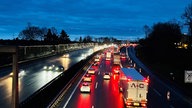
[126,102,132,106]
[127,78,132,82]
[144,78,149,83]
[141,103,146,107]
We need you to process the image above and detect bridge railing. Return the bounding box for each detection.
[0,43,95,67]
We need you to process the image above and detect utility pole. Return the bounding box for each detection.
[0,46,19,108]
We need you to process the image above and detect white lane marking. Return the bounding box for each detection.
[92,105,94,108]
[63,71,87,108]
[153,88,162,97]
[98,71,100,75]
[95,82,98,89]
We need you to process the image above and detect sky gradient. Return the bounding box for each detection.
[0,0,191,40]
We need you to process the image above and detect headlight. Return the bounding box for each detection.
[48,66,53,70]
[43,66,47,69]
[55,67,59,70]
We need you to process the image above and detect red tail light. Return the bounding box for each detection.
[141,103,146,107]
[127,78,132,82]
[144,78,149,83]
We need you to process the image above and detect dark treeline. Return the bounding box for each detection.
[0,22,120,46]
[136,2,192,97]
[138,2,192,69]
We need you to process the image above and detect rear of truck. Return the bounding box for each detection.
[119,68,149,107]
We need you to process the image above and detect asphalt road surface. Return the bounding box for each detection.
[58,46,192,108]
[0,48,93,108]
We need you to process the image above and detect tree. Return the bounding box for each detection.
[83,35,93,43]
[182,2,192,35]
[148,22,182,49]
[79,36,82,42]
[59,30,70,44]
[44,29,59,44]
[143,25,151,38]
[51,27,58,35]
[44,29,52,42]
[18,23,43,40]
[41,27,48,41]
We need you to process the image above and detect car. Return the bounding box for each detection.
[63,53,69,58]
[94,56,100,62]
[43,64,55,71]
[103,72,110,80]
[112,64,121,74]
[19,69,25,77]
[9,69,26,77]
[80,82,91,93]
[83,74,92,82]
[92,62,99,69]
[88,68,95,74]
[54,65,64,72]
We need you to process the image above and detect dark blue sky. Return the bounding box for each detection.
[0,0,191,40]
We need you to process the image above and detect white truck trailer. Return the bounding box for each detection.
[112,52,121,73]
[106,51,111,60]
[113,52,120,65]
[119,68,149,107]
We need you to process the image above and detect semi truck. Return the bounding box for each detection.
[106,51,111,60]
[112,52,121,73]
[119,68,149,107]
[113,52,120,65]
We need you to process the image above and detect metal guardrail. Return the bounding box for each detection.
[19,50,101,108]
[48,57,94,108]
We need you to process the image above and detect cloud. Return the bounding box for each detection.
[0,0,191,39]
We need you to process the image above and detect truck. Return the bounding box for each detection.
[112,52,121,74]
[113,52,120,64]
[119,68,149,107]
[106,51,111,60]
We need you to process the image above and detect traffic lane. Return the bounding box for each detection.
[94,73,124,108]
[126,47,172,107]
[147,78,191,108]
[120,47,170,108]
[65,76,97,108]
[64,57,124,108]
[64,58,102,108]
[93,58,124,108]
[147,80,171,108]
[0,48,92,108]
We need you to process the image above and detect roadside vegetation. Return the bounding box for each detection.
[0,22,121,67]
[136,3,192,97]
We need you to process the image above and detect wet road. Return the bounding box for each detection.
[58,46,192,108]
[0,48,94,108]
[59,51,124,108]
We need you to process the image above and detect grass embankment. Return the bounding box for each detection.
[135,46,192,98]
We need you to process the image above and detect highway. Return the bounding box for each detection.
[58,49,124,108]
[1,45,192,108]
[0,48,94,108]
[56,46,192,108]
